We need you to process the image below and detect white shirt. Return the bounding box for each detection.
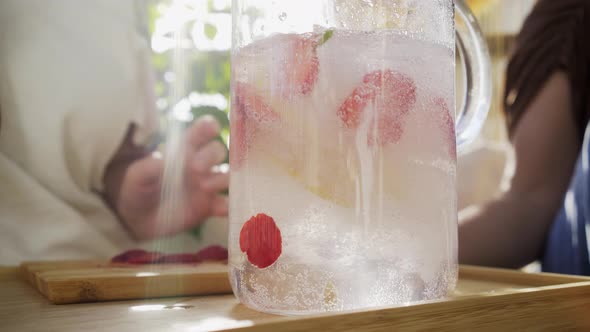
[0,0,158,264]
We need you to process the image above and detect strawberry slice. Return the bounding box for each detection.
[125,251,163,265]
[111,245,229,265]
[111,249,151,263]
[277,34,319,97]
[230,82,278,169]
[156,246,228,263]
[156,253,199,264]
[337,69,417,146]
[194,245,228,262]
[434,98,456,159]
[239,213,282,269]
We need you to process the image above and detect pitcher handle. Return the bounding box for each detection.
[454,0,492,153]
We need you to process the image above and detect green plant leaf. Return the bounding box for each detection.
[220,127,230,145]
[204,23,218,40]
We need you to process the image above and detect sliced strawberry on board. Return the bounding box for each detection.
[230,82,278,169]
[125,251,163,265]
[111,249,149,263]
[337,69,417,146]
[239,213,282,269]
[111,249,163,264]
[434,97,457,159]
[155,253,199,264]
[155,246,228,263]
[275,34,320,97]
[111,245,229,265]
[194,245,229,262]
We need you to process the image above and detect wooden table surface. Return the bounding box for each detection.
[3,265,590,331]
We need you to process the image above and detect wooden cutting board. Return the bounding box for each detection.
[20,260,232,304]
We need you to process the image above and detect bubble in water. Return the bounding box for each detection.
[278,12,287,21]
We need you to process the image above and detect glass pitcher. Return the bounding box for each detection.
[229,0,491,315]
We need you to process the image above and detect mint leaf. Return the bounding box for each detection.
[319,29,334,46]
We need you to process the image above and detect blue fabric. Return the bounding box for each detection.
[542,124,590,275]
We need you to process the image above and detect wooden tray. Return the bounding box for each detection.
[6,265,590,330]
[20,260,231,304]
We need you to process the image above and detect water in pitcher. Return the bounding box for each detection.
[229,28,457,314]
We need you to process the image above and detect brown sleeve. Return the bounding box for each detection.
[503,0,590,141]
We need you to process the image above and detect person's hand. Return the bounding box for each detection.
[104,116,229,240]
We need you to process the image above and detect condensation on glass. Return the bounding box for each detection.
[229,0,491,315]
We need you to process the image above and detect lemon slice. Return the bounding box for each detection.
[264,150,356,208]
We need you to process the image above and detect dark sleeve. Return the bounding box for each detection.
[503,0,590,141]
